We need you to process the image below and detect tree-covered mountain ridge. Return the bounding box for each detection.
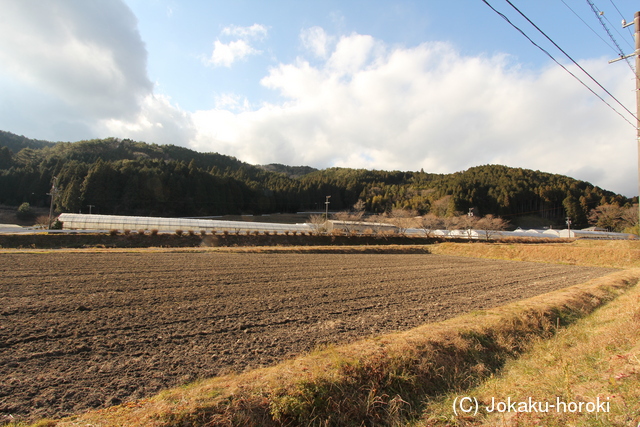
[0,131,635,228]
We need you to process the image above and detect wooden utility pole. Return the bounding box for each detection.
[635,11,640,231]
[615,11,640,233]
[47,176,58,229]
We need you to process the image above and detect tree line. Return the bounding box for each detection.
[0,131,636,231]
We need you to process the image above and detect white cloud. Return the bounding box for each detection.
[300,26,332,58]
[206,24,268,68]
[209,39,260,67]
[221,24,268,40]
[0,0,152,123]
[191,33,637,197]
[100,94,195,146]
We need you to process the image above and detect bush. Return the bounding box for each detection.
[34,215,50,229]
[175,230,183,236]
[16,202,35,220]
[150,229,159,236]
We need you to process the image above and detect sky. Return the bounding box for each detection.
[0,1,638,197]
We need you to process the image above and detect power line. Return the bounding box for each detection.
[504,0,637,121]
[504,0,638,124]
[608,0,635,39]
[586,0,636,76]
[560,0,617,54]
[480,0,637,128]
[603,14,634,49]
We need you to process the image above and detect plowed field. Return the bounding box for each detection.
[0,252,616,422]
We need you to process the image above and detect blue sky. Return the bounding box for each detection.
[0,0,638,197]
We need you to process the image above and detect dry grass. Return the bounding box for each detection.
[418,269,640,427]
[430,240,640,269]
[27,269,638,427]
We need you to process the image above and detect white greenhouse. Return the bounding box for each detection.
[57,213,313,234]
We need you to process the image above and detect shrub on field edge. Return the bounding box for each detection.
[16,202,35,220]
[34,215,50,229]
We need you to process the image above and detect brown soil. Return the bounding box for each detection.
[0,252,616,423]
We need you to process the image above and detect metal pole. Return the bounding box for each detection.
[324,196,331,220]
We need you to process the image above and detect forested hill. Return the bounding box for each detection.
[0,130,56,153]
[0,132,633,228]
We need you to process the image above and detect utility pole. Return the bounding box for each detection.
[324,195,331,220]
[612,11,640,234]
[47,176,58,229]
[636,11,640,233]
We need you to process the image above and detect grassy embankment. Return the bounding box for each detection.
[17,240,640,427]
[415,269,640,426]
[430,239,640,269]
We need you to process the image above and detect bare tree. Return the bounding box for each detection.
[34,215,51,229]
[588,204,638,232]
[416,213,444,237]
[352,199,366,213]
[475,214,509,240]
[332,211,359,234]
[387,208,418,236]
[445,214,478,238]
[308,214,328,234]
[621,204,638,234]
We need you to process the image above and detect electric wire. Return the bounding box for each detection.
[608,0,635,39]
[560,0,617,54]
[501,0,638,126]
[586,0,637,77]
[602,13,635,49]
[588,0,634,52]
[481,0,637,129]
